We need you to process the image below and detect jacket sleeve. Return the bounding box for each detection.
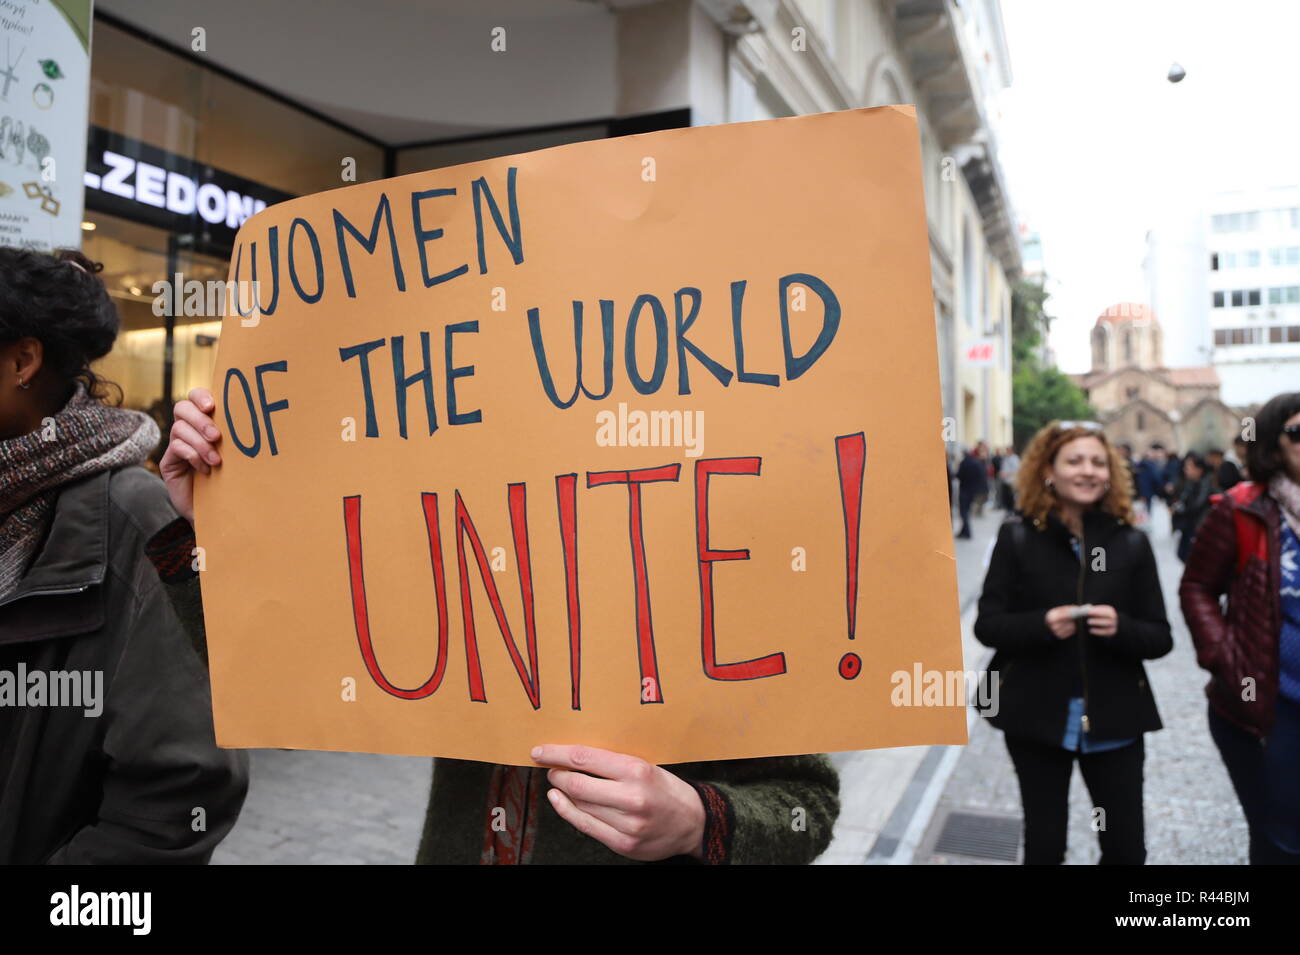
[1178,495,1238,677]
[145,516,209,663]
[974,522,1057,652]
[1106,530,1173,660]
[673,754,840,865]
[45,572,248,864]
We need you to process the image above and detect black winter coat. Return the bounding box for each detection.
[0,467,248,863]
[973,508,1173,746]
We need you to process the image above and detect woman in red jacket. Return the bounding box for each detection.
[1180,390,1300,865]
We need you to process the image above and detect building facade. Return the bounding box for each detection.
[44,0,1020,451]
[1146,184,1300,406]
[1206,185,1300,406]
[1073,303,1244,454]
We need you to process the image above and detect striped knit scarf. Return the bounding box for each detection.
[0,384,159,598]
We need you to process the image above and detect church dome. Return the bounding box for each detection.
[1096,303,1158,326]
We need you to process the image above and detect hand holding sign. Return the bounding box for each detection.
[532,744,705,861]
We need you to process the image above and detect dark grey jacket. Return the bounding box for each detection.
[0,466,248,863]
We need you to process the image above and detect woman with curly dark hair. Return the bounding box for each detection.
[1181,391,1300,864]
[0,246,247,863]
[973,421,1173,864]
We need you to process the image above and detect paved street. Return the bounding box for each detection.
[213,496,1248,865]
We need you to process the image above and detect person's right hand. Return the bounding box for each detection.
[160,387,222,524]
[1044,606,1079,639]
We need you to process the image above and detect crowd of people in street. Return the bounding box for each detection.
[953,401,1300,865]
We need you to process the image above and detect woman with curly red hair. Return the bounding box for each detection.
[974,421,1173,864]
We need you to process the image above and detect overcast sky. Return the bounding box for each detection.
[997,0,1300,372]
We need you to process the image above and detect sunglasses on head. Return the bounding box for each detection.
[1054,420,1103,432]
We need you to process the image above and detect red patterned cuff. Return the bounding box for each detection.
[145,516,199,584]
[687,781,734,865]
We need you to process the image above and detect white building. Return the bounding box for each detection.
[1146,184,1300,405]
[1206,185,1300,406]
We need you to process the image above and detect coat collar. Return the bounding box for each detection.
[0,471,109,644]
[1032,505,1125,540]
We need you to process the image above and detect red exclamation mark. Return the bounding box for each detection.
[835,432,866,679]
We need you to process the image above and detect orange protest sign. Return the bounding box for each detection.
[195,105,966,766]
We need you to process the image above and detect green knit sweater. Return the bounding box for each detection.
[146,518,840,865]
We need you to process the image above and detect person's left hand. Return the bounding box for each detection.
[1086,604,1119,637]
[531,744,705,861]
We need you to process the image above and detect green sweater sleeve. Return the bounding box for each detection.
[673,753,840,864]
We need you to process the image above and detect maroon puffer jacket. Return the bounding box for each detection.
[1179,485,1282,738]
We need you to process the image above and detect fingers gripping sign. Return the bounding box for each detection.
[530,744,705,861]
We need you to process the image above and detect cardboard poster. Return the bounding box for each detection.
[196,105,966,765]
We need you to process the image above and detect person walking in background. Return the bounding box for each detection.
[956,444,989,539]
[1172,452,1213,562]
[998,446,1021,512]
[1234,437,1252,481]
[0,248,248,863]
[974,420,1173,865]
[1161,447,1183,507]
[991,447,1005,511]
[1207,447,1241,493]
[1181,391,1300,865]
[1136,445,1164,517]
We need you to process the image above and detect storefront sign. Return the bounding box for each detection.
[82,125,294,249]
[0,0,93,252]
[963,337,996,366]
[197,106,966,765]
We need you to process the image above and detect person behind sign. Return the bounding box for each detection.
[973,420,1173,864]
[0,247,248,863]
[154,387,840,864]
[1180,391,1300,864]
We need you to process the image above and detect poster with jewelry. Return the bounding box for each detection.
[196,106,968,766]
[0,0,92,252]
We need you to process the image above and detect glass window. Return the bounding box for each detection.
[1287,286,1300,304]
[1248,289,1262,306]
[1270,248,1283,266]
[1211,252,1220,270]
[91,23,384,197]
[1289,247,1300,265]
[1213,290,1226,307]
[1223,252,1237,269]
[1214,329,1228,345]
[1270,326,1285,343]
[1269,287,1284,305]
[1232,290,1245,307]
[1289,326,1300,343]
[1246,250,1260,267]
